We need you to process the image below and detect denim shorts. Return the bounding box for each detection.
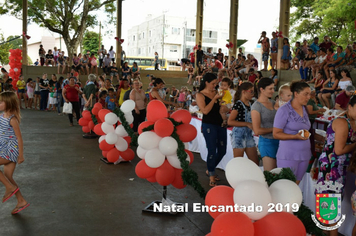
[230,127,256,149]
[18,89,25,93]
[258,136,279,159]
[262,52,269,61]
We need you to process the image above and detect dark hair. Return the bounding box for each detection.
[242,56,246,60]
[348,95,356,107]
[99,90,108,98]
[257,77,274,94]
[221,77,232,86]
[307,49,313,53]
[58,76,64,84]
[108,88,114,93]
[296,41,301,46]
[317,71,326,80]
[329,69,339,79]
[234,81,253,103]
[256,71,263,79]
[283,38,289,44]
[337,46,343,51]
[199,73,217,91]
[320,47,327,53]
[152,78,164,87]
[1,68,7,73]
[290,81,310,95]
[248,68,255,73]
[271,69,278,76]
[26,78,32,83]
[341,68,351,79]
[327,48,334,53]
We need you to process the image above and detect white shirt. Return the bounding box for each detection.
[109,50,115,59]
[53,50,59,57]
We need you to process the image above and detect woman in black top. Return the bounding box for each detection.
[299,49,316,80]
[196,73,226,187]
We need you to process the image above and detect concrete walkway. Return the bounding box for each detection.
[0,109,228,236]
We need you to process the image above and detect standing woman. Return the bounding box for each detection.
[130,79,147,133]
[33,77,41,110]
[196,73,226,187]
[228,82,258,165]
[270,32,278,69]
[154,52,159,70]
[273,81,312,184]
[116,78,130,107]
[56,76,64,115]
[39,73,50,111]
[109,46,116,63]
[62,77,81,126]
[149,78,177,107]
[317,96,356,236]
[251,78,279,171]
[281,38,292,70]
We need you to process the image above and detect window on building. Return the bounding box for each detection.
[138,34,141,40]
[149,47,151,53]
[142,32,145,39]
[170,45,178,52]
[133,35,135,41]
[172,27,180,35]
[149,30,152,37]
[138,48,141,55]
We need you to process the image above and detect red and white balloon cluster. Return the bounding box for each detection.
[79,101,135,163]
[135,100,197,188]
[8,49,22,89]
[205,158,306,236]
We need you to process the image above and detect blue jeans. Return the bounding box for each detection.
[57,93,63,113]
[202,123,227,176]
[40,90,49,110]
[299,66,309,80]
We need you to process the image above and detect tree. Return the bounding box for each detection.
[0,0,116,58]
[7,35,22,49]
[290,0,356,47]
[0,33,11,65]
[82,31,100,55]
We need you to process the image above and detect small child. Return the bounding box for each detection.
[192,87,198,100]
[0,91,29,214]
[248,68,257,83]
[99,90,108,108]
[110,62,119,82]
[275,84,292,109]
[26,78,34,109]
[178,86,187,108]
[186,90,192,108]
[219,77,233,126]
[105,88,116,111]
[48,85,57,111]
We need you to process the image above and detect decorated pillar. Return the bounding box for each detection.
[277,0,290,69]
[229,0,239,59]
[116,0,122,75]
[194,0,203,68]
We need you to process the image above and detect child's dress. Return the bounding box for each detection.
[0,114,19,163]
[221,90,232,108]
[282,45,292,60]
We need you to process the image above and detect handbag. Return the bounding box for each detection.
[63,102,73,114]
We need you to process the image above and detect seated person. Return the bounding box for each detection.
[110,62,119,82]
[45,50,55,66]
[103,54,112,74]
[337,45,355,72]
[335,85,355,111]
[311,48,327,79]
[324,46,345,78]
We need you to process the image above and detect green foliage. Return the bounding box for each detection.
[290,0,356,47]
[6,35,22,49]
[82,31,100,56]
[0,0,116,55]
[0,33,11,65]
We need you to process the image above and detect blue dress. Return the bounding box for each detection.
[0,114,19,163]
[281,45,292,60]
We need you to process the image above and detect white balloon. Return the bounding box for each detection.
[101,122,115,134]
[98,135,106,143]
[120,100,135,113]
[233,180,272,220]
[115,125,128,137]
[14,68,18,72]
[115,137,128,151]
[167,153,190,169]
[269,179,303,213]
[105,132,118,144]
[145,148,165,168]
[226,157,267,189]
[137,131,162,150]
[105,113,118,125]
[270,168,283,174]
[117,112,134,125]
[136,146,148,159]
[158,137,178,156]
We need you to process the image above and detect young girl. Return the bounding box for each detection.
[186,90,192,107]
[0,91,29,214]
[281,38,292,70]
[228,82,258,165]
[275,84,292,109]
[34,77,41,110]
[26,78,34,109]
[48,85,57,111]
[187,63,194,85]
[16,75,27,109]
[178,86,187,108]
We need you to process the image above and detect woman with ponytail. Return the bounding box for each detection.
[228,82,258,164]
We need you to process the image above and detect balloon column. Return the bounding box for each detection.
[135,100,197,189]
[78,101,135,162]
[8,49,22,89]
[205,158,306,236]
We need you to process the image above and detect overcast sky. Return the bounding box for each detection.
[0,0,281,52]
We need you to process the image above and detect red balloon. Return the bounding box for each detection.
[93,123,105,135]
[154,118,174,137]
[82,110,92,121]
[92,107,100,116]
[206,233,212,236]
[185,149,194,164]
[155,160,175,186]
[138,121,155,134]
[171,168,186,189]
[170,109,191,124]
[88,121,95,130]
[120,148,135,161]
[123,136,131,147]
[96,116,102,123]
[78,118,89,126]
[99,140,115,151]
[102,151,108,158]
[135,160,157,179]
[82,126,91,133]
[107,148,120,163]
[205,186,235,219]
[94,102,103,109]
[211,212,254,236]
[98,109,111,122]
[253,212,306,236]
[146,100,168,122]
[176,124,197,142]
[146,175,157,183]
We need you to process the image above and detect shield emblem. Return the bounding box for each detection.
[316,193,342,224]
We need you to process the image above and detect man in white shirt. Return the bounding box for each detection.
[103,54,112,74]
[97,45,107,68]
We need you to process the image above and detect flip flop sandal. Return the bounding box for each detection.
[209,181,217,187]
[205,171,221,181]
[11,203,30,215]
[2,187,19,203]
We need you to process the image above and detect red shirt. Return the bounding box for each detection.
[189,52,195,63]
[215,60,223,69]
[335,91,350,110]
[248,74,257,83]
[99,98,106,107]
[64,84,80,102]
